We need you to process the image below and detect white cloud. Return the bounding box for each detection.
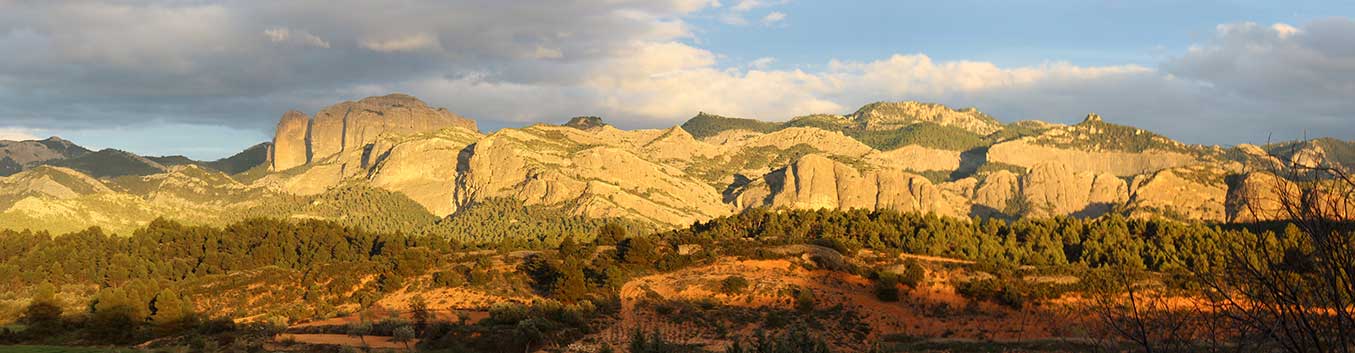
[761,11,786,25]
[0,128,41,141]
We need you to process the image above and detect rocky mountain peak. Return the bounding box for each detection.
[564,116,607,130]
[849,101,1003,135]
[355,93,430,109]
[1083,113,1103,123]
[268,93,479,171]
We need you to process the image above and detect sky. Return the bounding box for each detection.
[0,1,1352,160]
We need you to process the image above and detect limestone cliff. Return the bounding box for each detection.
[1019,162,1128,218]
[308,94,477,163]
[1126,165,1230,221]
[736,154,960,217]
[271,110,310,171]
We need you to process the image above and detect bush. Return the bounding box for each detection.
[873,272,900,302]
[794,288,815,313]
[719,276,750,295]
[900,259,925,287]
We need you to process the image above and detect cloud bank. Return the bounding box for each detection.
[0,1,1351,155]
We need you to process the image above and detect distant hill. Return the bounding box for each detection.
[0,137,92,176]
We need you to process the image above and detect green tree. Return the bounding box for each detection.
[346,322,372,348]
[410,295,431,334]
[151,288,194,329]
[392,325,416,350]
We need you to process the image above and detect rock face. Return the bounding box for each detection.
[1019,162,1128,217]
[850,101,1003,135]
[1127,165,1230,221]
[368,128,481,216]
[265,93,479,173]
[989,140,1199,176]
[737,154,959,217]
[1226,172,1296,222]
[453,125,730,225]
[307,94,477,163]
[270,110,310,171]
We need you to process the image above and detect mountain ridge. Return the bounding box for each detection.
[0,93,1348,235]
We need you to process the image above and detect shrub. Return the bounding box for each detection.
[900,259,925,287]
[873,272,900,302]
[719,276,750,295]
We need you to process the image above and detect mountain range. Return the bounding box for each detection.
[1,93,1350,235]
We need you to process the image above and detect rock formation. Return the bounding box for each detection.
[737,154,959,217]
[270,110,310,171]
[308,94,477,163]
[850,101,1003,135]
[1127,166,1230,221]
[3,93,1345,234]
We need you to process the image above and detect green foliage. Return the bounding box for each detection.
[1031,120,1195,154]
[900,260,925,287]
[672,208,1235,273]
[681,110,994,152]
[420,198,647,248]
[872,271,900,302]
[293,184,438,234]
[46,149,164,178]
[850,123,988,151]
[719,276,750,295]
[680,112,782,139]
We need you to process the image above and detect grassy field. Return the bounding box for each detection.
[0,346,138,353]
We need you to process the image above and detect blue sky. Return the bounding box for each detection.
[691,0,1353,68]
[0,1,1352,160]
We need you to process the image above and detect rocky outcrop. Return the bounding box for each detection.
[454,126,730,225]
[850,101,1003,135]
[869,145,962,172]
[307,94,477,163]
[368,128,481,216]
[1127,165,1230,221]
[1232,144,1285,171]
[1288,141,1332,169]
[265,93,478,174]
[737,154,959,217]
[1020,162,1127,217]
[271,110,310,171]
[989,140,1200,176]
[973,170,1020,215]
[1226,172,1296,222]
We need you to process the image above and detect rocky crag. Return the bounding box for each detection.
[1,93,1349,234]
